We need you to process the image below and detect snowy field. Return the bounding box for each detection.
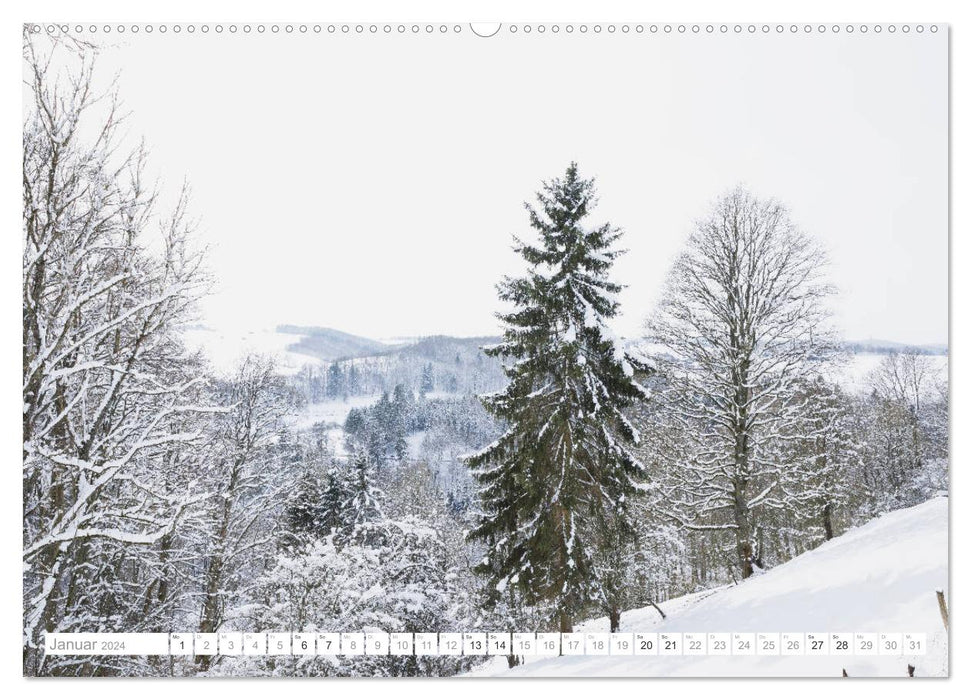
[287,391,457,432]
[284,392,457,458]
[473,497,949,678]
[183,325,315,376]
[287,394,384,432]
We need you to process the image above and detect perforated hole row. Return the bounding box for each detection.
[28,23,940,36]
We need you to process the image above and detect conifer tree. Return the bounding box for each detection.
[326,362,344,399]
[284,464,349,544]
[467,163,651,632]
[341,453,385,546]
[284,468,326,543]
[319,466,349,536]
[420,363,435,398]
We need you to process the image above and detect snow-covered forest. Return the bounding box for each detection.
[22,34,948,677]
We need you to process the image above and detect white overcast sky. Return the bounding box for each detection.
[63,26,948,344]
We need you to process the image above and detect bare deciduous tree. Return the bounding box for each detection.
[197,355,291,658]
[22,34,210,674]
[860,352,948,510]
[649,187,836,578]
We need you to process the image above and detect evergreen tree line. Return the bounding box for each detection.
[342,386,499,480]
[292,343,506,404]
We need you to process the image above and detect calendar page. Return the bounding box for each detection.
[22,21,948,679]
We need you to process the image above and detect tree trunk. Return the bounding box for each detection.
[699,540,708,584]
[198,485,235,672]
[731,373,755,579]
[199,554,224,633]
[936,590,949,630]
[609,606,621,633]
[198,460,240,654]
[558,607,573,634]
[732,481,754,578]
[822,501,835,541]
[754,526,765,570]
[196,557,223,672]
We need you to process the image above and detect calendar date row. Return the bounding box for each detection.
[45,631,927,657]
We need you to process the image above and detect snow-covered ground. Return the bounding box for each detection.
[287,391,458,432]
[287,394,384,432]
[474,497,949,677]
[183,325,315,376]
[285,392,458,458]
[283,395,382,457]
[406,431,427,459]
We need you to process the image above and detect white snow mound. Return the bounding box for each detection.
[480,497,949,677]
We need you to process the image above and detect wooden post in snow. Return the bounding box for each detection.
[936,589,949,630]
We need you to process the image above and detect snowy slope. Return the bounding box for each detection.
[287,394,386,432]
[479,497,949,677]
[182,325,317,376]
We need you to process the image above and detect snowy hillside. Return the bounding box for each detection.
[183,323,946,396]
[182,324,506,384]
[479,497,949,677]
[182,325,319,376]
[276,325,393,362]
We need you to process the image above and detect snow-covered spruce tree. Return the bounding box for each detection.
[467,163,651,633]
[283,465,328,547]
[318,466,350,535]
[340,452,385,546]
[420,362,435,398]
[278,427,344,549]
[326,361,345,399]
[648,187,836,579]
